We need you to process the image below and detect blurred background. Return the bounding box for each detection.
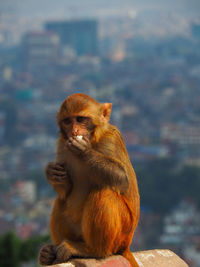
[0,0,200,266]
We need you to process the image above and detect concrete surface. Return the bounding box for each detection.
[44,249,188,267]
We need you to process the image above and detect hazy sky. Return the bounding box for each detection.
[1,0,200,18]
[0,0,199,40]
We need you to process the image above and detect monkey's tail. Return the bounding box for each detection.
[122,249,140,267]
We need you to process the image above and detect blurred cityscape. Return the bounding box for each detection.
[0,1,200,266]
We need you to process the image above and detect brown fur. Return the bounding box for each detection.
[38,93,140,267]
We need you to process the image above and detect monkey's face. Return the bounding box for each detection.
[61,115,95,141]
[57,93,112,144]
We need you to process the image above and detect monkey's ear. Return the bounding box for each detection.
[101,103,112,122]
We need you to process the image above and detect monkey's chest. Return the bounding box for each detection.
[61,174,90,240]
[55,149,91,221]
[66,154,91,220]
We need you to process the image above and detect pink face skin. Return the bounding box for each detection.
[61,116,93,141]
[61,116,92,155]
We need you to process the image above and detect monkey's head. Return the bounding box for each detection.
[57,93,112,143]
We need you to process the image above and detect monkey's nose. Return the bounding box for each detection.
[72,128,79,136]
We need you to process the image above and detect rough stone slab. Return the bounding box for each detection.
[71,255,131,267]
[45,249,188,267]
[134,250,188,267]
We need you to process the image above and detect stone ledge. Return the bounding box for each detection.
[45,249,188,267]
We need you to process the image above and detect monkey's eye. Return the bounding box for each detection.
[63,118,71,124]
[76,116,86,123]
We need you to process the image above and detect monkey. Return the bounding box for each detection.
[38,93,140,267]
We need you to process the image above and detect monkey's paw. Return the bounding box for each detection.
[67,136,91,154]
[46,162,68,184]
[38,244,56,266]
[55,242,73,263]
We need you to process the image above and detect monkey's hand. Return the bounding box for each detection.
[67,136,91,156]
[46,162,68,185]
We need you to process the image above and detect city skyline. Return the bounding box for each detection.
[0,2,200,266]
[1,0,200,47]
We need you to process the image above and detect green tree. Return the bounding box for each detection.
[20,235,50,262]
[0,231,21,267]
[136,158,200,214]
[0,232,50,266]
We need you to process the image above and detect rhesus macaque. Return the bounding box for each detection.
[39,93,140,267]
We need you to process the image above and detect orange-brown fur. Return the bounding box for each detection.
[39,93,140,267]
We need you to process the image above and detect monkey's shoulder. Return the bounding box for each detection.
[101,124,123,141]
[104,125,127,147]
[95,125,127,155]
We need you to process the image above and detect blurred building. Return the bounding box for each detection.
[0,100,17,146]
[160,200,200,266]
[16,180,36,204]
[21,31,59,79]
[0,112,5,144]
[191,23,200,40]
[161,124,200,146]
[161,123,200,162]
[45,19,98,56]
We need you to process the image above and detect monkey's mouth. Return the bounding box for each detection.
[74,134,90,140]
[66,133,90,140]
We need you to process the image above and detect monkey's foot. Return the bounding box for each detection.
[39,244,56,266]
[54,242,73,263]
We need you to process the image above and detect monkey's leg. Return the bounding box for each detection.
[53,189,123,263]
[82,188,140,267]
[53,240,94,264]
[38,244,56,266]
[53,240,139,267]
[82,189,135,256]
[54,189,139,266]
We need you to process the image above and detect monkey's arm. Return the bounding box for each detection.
[85,149,128,193]
[67,137,128,193]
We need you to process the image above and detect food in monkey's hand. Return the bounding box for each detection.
[76,135,83,140]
